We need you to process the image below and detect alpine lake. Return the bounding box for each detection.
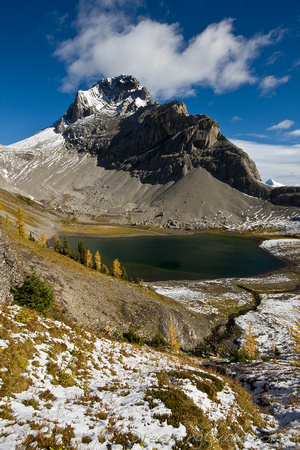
[64,233,284,282]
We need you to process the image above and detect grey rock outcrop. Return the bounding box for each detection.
[0,233,23,304]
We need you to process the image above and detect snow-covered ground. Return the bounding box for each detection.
[0,305,273,449]
[1,238,299,448]
[232,290,300,449]
[151,238,300,448]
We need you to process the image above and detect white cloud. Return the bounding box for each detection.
[289,129,300,137]
[268,119,294,131]
[259,75,290,95]
[54,0,283,99]
[231,139,300,186]
[231,116,242,122]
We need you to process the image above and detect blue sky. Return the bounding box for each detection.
[0,0,299,184]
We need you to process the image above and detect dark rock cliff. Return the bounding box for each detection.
[56,75,300,207]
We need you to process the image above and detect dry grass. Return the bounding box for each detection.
[60,222,162,237]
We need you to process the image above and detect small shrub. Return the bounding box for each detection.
[145,387,211,435]
[11,273,54,312]
[123,326,144,345]
[15,307,37,324]
[150,331,168,350]
[231,348,251,363]
[39,389,56,402]
[46,361,76,387]
[261,354,272,362]
[22,398,40,410]
[272,341,281,357]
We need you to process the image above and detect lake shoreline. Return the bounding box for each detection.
[58,232,285,282]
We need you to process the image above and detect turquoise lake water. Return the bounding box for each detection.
[64,234,284,282]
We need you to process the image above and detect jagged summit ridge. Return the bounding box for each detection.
[60,75,154,126]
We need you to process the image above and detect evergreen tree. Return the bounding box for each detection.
[86,249,93,268]
[11,272,54,312]
[73,248,80,262]
[94,250,101,271]
[121,266,128,280]
[112,258,122,278]
[101,264,109,275]
[28,232,35,242]
[54,235,61,253]
[62,236,72,257]
[16,206,27,239]
[75,241,86,265]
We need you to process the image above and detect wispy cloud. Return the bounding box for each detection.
[268,119,294,131]
[266,50,283,65]
[231,116,242,122]
[231,139,300,185]
[54,0,286,99]
[259,75,290,95]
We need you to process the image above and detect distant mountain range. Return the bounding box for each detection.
[0,75,299,229]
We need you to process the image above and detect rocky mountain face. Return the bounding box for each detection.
[0,75,299,229]
[55,75,299,206]
[57,75,154,128]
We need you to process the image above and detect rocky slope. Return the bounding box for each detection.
[0,75,299,230]
[0,225,213,351]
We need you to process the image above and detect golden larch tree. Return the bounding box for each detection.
[112,258,122,278]
[289,299,300,359]
[38,230,47,246]
[168,323,180,353]
[95,250,101,271]
[86,249,93,268]
[242,325,259,359]
[16,206,27,239]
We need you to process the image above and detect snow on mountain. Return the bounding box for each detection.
[61,74,153,125]
[265,179,285,187]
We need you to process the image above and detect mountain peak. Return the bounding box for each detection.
[265,179,285,187]
[61,75,153,125]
